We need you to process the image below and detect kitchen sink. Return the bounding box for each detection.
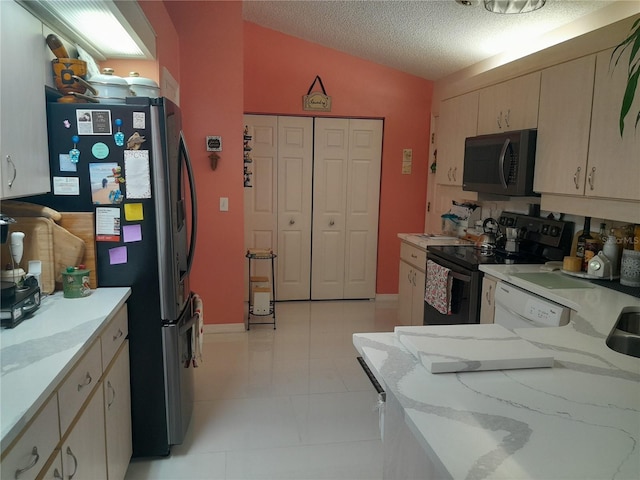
[606,309,640,358]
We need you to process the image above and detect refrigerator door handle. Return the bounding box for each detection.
[180,131,197,279]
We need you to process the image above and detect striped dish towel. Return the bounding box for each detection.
[425,260,453,315]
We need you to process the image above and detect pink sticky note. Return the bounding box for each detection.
[123,224,142,243]
[109,246,128,265]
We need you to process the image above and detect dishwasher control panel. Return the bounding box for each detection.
[494,281,571,328]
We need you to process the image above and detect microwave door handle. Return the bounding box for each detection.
[498,138,510,189]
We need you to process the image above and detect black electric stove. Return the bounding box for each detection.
[423,212,574,326]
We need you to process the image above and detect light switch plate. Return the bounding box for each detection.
[219,197,229,211]
[207,136,222,152]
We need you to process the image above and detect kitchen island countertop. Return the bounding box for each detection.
[0,287,131,451]
[354,265,640,479]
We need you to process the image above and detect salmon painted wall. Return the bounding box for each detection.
[244,22,433,294]
[160,1,245,325]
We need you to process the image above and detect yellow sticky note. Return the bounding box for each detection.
[124,203,144,221]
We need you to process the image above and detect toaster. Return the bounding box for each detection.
[587,251,613,279]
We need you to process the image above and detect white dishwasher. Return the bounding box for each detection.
[494,281,571,329]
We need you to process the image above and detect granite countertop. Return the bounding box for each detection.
[0,287,131,451]
[354,266,640,479]
[398,233,471,250]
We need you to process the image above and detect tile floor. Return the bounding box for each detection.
[125,299,400,480]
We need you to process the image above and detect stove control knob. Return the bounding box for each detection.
[550,226,560,237]
[541,224,550,235]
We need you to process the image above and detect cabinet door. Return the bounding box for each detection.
[586,48,640,201]
[477,72,540,135]
[104,342,132,480]
[397,260,413,326]
[436,91,479,186]
[0,0,50,199]
[62,389,107,480]
[480,276,497,325]
[534,56,595,195]
[1,395,59,480]
[411,269,426,326]
[276,116,313,300]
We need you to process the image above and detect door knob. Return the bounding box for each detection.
[329,220,335,226]
[289,219,295,225]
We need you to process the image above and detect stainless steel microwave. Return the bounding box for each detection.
[462,129,538,196]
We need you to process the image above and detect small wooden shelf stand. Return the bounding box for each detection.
[246,249,277,330]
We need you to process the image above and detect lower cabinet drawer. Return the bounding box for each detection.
[57,340,102,434]
[400,242,426,270]
[101,304,128,370]
[1,394,59,480]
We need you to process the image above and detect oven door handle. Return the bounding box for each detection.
[449,271,471,283]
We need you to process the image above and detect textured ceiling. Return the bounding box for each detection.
[242,0,616,80]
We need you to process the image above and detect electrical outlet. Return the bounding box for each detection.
[220,197,229,211]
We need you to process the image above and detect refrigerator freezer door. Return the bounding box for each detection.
[161,301,195,445]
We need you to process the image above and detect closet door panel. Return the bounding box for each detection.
[312,118,349,299]
[244,115,278,296]
[277,117,313,299]
[344,119,382,298]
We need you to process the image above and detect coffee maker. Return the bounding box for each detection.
[504,227,523,254]
[1,215,41,328]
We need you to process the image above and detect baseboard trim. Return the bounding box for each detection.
[375,294,398,302]
[204,323,246,334]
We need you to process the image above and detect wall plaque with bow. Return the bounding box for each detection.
[302,75,331,112]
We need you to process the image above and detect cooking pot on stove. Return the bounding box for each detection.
[475,218,500,250]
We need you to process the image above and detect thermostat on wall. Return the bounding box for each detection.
[206,136,222,152]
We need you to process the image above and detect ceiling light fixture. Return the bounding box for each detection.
[484,0,546,14]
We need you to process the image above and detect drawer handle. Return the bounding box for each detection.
[14,446,39,479]
[112,329,124,341]
[410,253,417,258]
[66,447,78,479]
[107,380,116,409]
[53,468,63,480]
[77,372,92,391]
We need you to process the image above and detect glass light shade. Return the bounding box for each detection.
[484,0,546,14]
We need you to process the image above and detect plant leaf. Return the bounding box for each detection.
[620,66,640,136]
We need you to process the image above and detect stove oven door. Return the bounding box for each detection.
[423,254,482,325]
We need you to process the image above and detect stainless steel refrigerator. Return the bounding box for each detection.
[35,97,198,457]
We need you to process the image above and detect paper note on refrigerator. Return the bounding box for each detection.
[124,203,144,221]
[123,224,142,243]
[124,150,151,199]
[95,207,121,242]
[109,246,128,265]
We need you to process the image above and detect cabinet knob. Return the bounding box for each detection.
[573,166,581,189]
[66,447,78,479]
[5,155,16,188]
[14,446,39,479]
[588,167,596,190]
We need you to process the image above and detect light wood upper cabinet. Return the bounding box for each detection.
[534,55,596,196]
[0,0,50,199]
[436,91,478,186]
[477,72,541,135]
[586,48,640,201]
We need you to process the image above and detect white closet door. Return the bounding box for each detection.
[244,115,277,297]
[312,118,349,299]
[343,119,382,298]
[277,116,313,300]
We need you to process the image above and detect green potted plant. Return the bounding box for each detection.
[611,17,640,136]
